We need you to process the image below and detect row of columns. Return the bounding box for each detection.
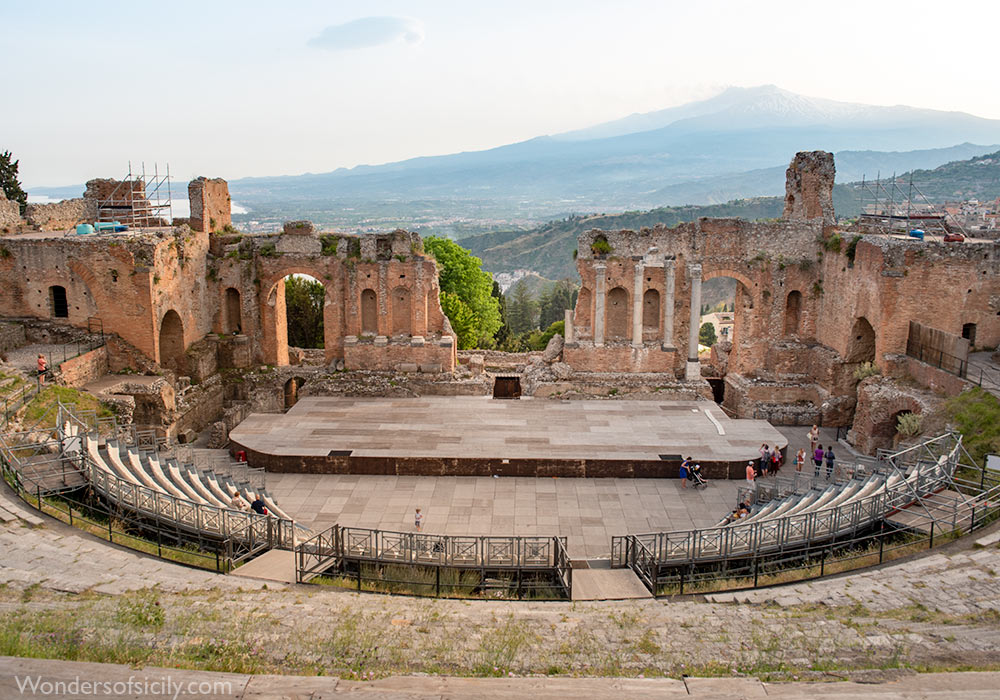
[584,260,701,374]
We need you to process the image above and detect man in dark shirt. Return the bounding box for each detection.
[250,496,268,515]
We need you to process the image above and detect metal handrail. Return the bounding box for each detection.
[296,524,568,582]
[613,434,963,568]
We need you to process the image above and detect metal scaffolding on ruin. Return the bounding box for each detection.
[96,162,172,230]
[855,171,967,237]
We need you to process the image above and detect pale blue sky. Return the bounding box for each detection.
[4,0,999,187]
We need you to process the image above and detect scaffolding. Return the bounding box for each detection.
[854,171,967,237]
[96,162,172,230]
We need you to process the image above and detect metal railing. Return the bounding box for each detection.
[613,434,962,570]
[296,525,570,598]
[906,343,1000,389]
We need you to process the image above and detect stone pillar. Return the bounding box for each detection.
[564,308,574,344]
[594,262,606,347]
[662,259,675,350]
[632,261,644,348]
[686,263,702,381]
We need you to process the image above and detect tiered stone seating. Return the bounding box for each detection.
[78,429,300,547]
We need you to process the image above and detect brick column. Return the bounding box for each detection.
[686,263,702,381]
[593,261,606,347]
[662,259,676,349]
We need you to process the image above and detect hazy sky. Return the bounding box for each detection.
[5,0,1000,188]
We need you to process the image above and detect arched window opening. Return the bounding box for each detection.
[606,287,629,339]
[784,290,802,336]
[361,289,378,335]
[159,310,185,372]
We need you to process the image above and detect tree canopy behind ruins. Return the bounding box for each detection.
[0,150,28,215]
[424,236,501,350]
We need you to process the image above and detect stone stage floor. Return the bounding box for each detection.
[249,396,810,559]
[232,396,787,463]
[268,472,744,559]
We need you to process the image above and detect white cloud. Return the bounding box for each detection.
[308,16,424,52]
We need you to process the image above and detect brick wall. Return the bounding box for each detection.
[57,345,108,387]
[188,178,231,233]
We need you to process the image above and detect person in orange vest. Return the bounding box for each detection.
[36,354,47,385]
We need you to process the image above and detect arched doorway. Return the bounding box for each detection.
[361,289,378,335]
[224,288,242,334]
[391,286,411,336]
[284,376,306,409]
[846,317,876,363]
[784,290,802,336]
[282,274,326,349]
[159,310,185,372]
[605,287,629,339]
[49,285,68,318]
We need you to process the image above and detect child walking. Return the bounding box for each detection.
[414,507,424,532]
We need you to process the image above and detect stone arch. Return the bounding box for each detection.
[869,400,922,452]
[784,290,802,336]
[702,267,756,296]
[391,286,411,336]
[575,287,592,333]
[261,265,337,366]
[49,285,68,318]
[224,287,242,334]
[606,287,629,340]
[361,289,378,335]
[642,289,660,332]
[158,309,186,372]
[846,317,876,363]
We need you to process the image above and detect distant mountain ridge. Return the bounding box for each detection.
[463,148,1000,282]
[221,85,1000,207]
[26,86,1000,232]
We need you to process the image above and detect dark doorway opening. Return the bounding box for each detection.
[707,377,725,404]
[493,376,521,399]
[962,323,977,347]
[50,286,68,318]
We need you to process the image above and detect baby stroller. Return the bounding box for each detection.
[689,464,709,489]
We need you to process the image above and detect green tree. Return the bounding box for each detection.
[538,280,577,329]
[491,281,511,348]
[284,275,325,348]
[505,282,538,335]
[1,150,28,216]
[699,321,717,347]
[424,236,501,349]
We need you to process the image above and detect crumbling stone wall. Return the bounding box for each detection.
[0,192,20,231]
[24,198,96,231]
[783,151,835,223]
[567,151,1000,435]
[188,177,231,233]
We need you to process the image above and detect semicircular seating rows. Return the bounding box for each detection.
[619,436,961,567]
[60,417,301,549]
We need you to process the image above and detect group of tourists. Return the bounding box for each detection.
[723,497,754,524]
[230,490,269,516]
[787,426,837,478]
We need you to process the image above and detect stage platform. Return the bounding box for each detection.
[230,397,787,479]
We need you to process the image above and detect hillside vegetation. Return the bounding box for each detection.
[464,149,1000,281]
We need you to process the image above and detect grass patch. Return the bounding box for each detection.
[22,385,113,429]
[941,388,1000,466]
